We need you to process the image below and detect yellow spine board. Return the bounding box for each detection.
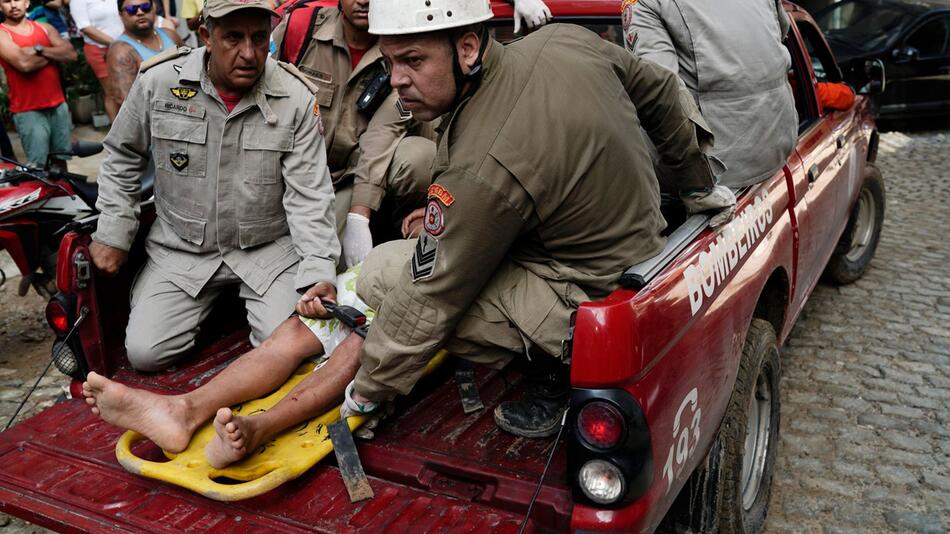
[115,350,448,501]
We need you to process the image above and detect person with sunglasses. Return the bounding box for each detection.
[106,0,182,111]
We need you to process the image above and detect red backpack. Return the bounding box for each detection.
[276,0,337,65]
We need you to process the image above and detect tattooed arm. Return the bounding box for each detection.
[106,42,141,105]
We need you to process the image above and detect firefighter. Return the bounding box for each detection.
[337,0,737,437]
[622,0,798,188]
[272,0,436,268]
[90,0,339,372]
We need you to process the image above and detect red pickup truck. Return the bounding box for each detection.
[0,2,885,532]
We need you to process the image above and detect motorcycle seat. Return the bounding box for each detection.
[67,177,99,209]
[68,166,155,209]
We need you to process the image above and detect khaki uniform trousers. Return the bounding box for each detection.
[355,240,584,378]
[334,136,436,238]
[125,261,299,372]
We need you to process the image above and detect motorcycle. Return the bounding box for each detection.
[0,142,104,298]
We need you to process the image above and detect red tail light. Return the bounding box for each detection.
[46,299,70,335]
[577,401,625,450]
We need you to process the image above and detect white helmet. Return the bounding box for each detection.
[369,0,494,36]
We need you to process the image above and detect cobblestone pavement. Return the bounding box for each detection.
[0,129,947,532]
[764,128,950,533]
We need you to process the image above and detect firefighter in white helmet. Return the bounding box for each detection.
[334,0,736,437]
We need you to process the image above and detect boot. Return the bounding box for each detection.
[494,364,569,438]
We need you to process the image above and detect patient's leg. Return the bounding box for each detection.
[205,332,364,468]
[82,317,323,453]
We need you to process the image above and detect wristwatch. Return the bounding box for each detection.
[33,44,44,57]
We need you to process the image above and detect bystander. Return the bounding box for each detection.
[0,0,76,168]
[106,0,181,111]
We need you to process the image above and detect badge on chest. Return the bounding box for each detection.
[169,151,189,171]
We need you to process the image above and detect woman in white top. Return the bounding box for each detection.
[70,0,175,119]
[70,0,123,117]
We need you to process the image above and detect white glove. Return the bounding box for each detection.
[682,185,737,228]
[341,380,378,421]
[342,212,373,268]
[513,0,552,34]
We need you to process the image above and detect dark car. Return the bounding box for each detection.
[814,0,950,120]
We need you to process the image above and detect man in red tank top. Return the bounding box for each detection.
[0,0,76,168]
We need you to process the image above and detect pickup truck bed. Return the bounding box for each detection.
[0,1,885,532]
[0,329,570,532]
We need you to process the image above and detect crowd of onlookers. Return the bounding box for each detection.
[0,0,210,168]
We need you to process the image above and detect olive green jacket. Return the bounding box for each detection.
[355,25,718,400]
[273,8,421,211]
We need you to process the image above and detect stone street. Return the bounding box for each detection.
[0,127,947,532]
[764,127,950,533]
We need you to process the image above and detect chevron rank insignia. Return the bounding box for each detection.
[170,87,198,100]
[395,98,412,120]
[169,151,188,171]
[411,233,439,282]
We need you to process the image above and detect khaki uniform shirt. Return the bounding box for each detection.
[355,25,718,400]
[272,8,416,211]
[94,47,339,297]
[623,0,798,188]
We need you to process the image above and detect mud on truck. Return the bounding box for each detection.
[0,1,886,532]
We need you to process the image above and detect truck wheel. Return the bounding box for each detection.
[824,164,885,284]
[658,319,781,534]
[716,319,782,533]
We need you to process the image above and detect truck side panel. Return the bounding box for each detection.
[571,173,797,532]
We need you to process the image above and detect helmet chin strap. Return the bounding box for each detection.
[448,26,489,105]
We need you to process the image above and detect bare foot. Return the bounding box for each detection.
[205,408,265,469]
[82,372,196,453]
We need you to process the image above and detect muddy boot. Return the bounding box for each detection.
[494,366,569,438]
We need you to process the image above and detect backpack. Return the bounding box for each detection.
[276,0,336,65]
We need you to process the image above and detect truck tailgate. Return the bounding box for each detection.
[0,334,570,532]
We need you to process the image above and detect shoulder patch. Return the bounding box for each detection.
[278,61,319,94]
[140,45,192,73]
[428,184,455,206]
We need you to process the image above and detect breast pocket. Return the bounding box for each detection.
[313,79,336,108]
[242,124,294,184]
[151,117,208,178]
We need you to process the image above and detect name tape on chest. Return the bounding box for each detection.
[411,233,439,282]
[155,99,205,119]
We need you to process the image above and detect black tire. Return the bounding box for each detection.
[658,320,781,534]
[717,319,781,533]
[824,164,885,285]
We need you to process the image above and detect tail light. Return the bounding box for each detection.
[577,401,625,450]
[578,459,626,505]
[569,389,652,508]
[46,298,70,335]
[45,294,88,380]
